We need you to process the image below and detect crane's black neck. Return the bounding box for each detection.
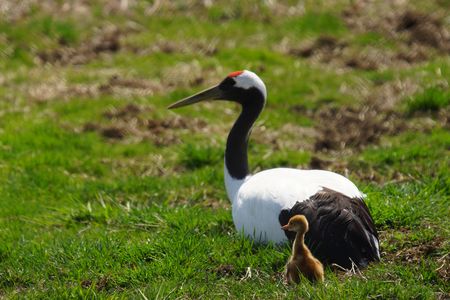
[225,88,265,180]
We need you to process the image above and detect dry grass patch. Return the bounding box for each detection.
[161,61,225,89]
[343,1,450,52]
[380,228,448,282]
[282,3,449,71]
[129,38,219,57]
[313,104,405,151]
[84,104,212,146]
[0,0,92,22]
[101,154,173,178]
[253,123,317,152]
[283,35,430,71]
[38,25,122,65]
[27,74,163,102]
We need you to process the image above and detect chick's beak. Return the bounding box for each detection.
[281,224,289,231]
[168,85,224,109]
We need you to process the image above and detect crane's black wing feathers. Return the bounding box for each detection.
[279,188,379,269]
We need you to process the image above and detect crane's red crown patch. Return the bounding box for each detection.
[228,70,244,78]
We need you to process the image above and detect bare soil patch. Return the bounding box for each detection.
[0,0,92,22]
[395,241,445,264]
[313,105,405,151]
[27,60,220,103]
[436,255,449,282]
[99,75,163,98]
[130,38,219,57]
[38,25,122,65]
[161,61,225,89]
[214,264,235,276]
[285,35,347,62]
[27,74,163,102]
[100,154,171,178]
[285,35,430,71]
[342,2,450,52]
[80,275,112,292]
[291,77,444,155]
[27,79,98,102]
[285,4,449,70]
[396,11,450,52]
[84,103,209,147]
[252,123,317,152]
[311,102,446,153]
[380,229,448,278]
[376,228,450,285]
[344,45,429,71]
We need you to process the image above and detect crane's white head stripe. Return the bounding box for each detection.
[232,70,267,100]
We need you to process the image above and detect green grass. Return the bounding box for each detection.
[0,1,449,299]
[283,12,348,37]
[406,86,450,114]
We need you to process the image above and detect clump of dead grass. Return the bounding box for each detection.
[129,38,219,57]
[342,2,450,52]
[27,74,163,102]
[283,35,430,71]
[38,25,122,65]
[380,228,448,279]
[397,10,450,52]
[282,3,449,71]
[313,105,405,151]
[84,103,210,147]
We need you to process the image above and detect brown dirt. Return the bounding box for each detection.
[80,279,92,289]
[130,38,219,57]
[312,104,447,155]
[313,105,405,151]
[146,116,208,146]
[142,0,305,20]
[98,75,163,98]
[377,228,450,285]
[101,154,171,178]
[308,155,348,172]
[100,126,127,139]
[38,25,122,65]
[397,10,450,52]
[95,276,110,291]
[342,2,450,52]
[287,36,347,60]
[380,229,447,266]
[27,74,163,102]
[0,0,92,22]
[285,4,449,70]
[84,104,210,146]
[436,255,449,282]
[103,103,144,120]
[80,275,111,291]
[309,153,414,185]
[298,77,442,154]
[27,79,98,102]
[395,242,445,264]
[365,79,420,111]
[161,61,206,89]
[252,123,317,152]
[214,264,235,276]
[285,35,430,71]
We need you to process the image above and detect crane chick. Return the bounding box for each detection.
[282,215,324,284]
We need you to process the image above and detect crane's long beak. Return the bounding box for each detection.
[168,85,224,109]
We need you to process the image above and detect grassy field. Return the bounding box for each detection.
[0,0,449,298]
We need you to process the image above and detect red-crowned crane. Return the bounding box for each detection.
[168,70,380,268]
